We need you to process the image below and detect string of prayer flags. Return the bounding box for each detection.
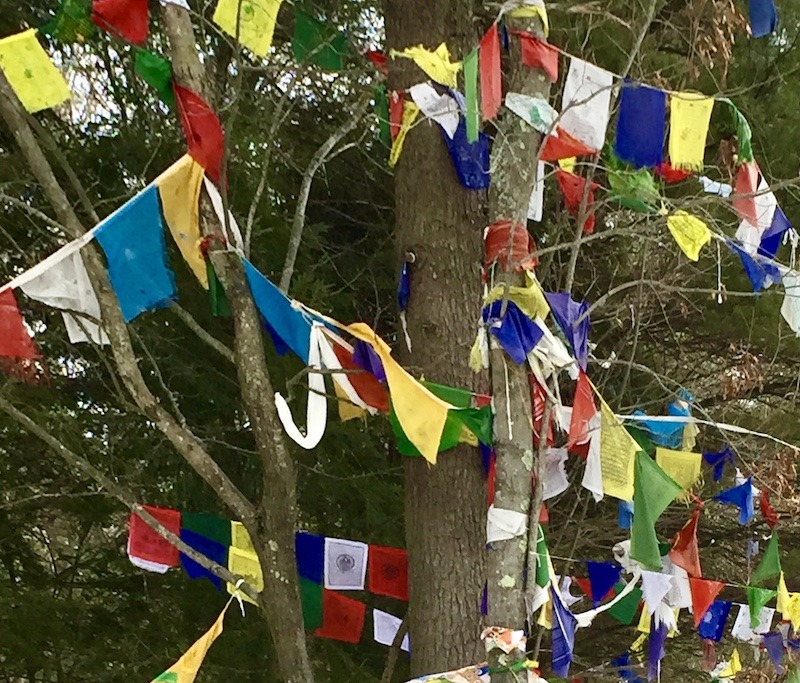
[586,561,622,607]
[174,84,225,185]
[550,585,578,678]
[544,292,589,370]
[751,532,781,585]
[368,546,409,601]
[748,0,778,37]
[346,322,450,464]
[690,578,725,627]
[441,118,490,189]
[91,0,149,44]
[479,24,501,120]
[631,452,682,570]
[292,9,347,71]
[134,49,175,108]
[555,169,599,234]
[560,57,613,152]
[702,444,735,482]
[324,538,368,590]
[96,187,177,322]
[654,448,701,500]
[155,156,207,287]
[714,477,755,524]
[315,589,366,644]
[389,101,419,168]
[390,43,461,88]
[669,508,701,577]
[729,240,781,292]
[41,0,95,43]
[19,250,108,345]
[668,93,714,171]
[698,600,733,642]
[541,127,595,161]
[149,598,230,683]
[614,83,666,168]
[179,529,227,589]
[128,506,181,572]
[0,29,71,113]
[213,0,283,57]
[724,99,754,164]
[482,300,544,364]
[515,31,558,81]
[242,259,312,361]
[747,586,777,628]
[463,48,480,142]
[666,211,711,261]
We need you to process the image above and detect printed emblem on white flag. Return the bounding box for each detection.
[324,537,368,590]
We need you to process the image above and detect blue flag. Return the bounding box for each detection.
[586,560,622,607]
[551,585,577,679]
[612,652,644,682]
[648,618,669,681]
[748,0,777,37]
[614,82,666,168]
[715,478,755,524]
[442,118,490,190]
[295,531,324,584]
[702,444,735,482]
[544,291,590,369]
[481,300,544,364]
[96,186,176,322]
[698,600,732,642]
[729,240,782,292]
[759,207,791,259]
[179,528,227,589]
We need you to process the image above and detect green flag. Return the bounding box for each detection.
[134,49,175,108]
[605,145,660,213]
[292,9,347,71]
[375,84,390,147]
[630,451,682,570]
[751,531,781,585]
[608,581,643,625]
[724,99,754,164]
[463,48,479,143]
[181,511,232,547]
[207,261,231,317]
[40,0,95,43]
[299,577,323,630]
[747,586,777,628]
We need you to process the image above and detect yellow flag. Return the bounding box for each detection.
[508,4,550,36]
[231,521,255,553]
[0,29,71,113]
[227,546,263,606]
[389,43,461,87]
[346,322,450,464]
[593,388,637,501]
[786,593,800,631]
[155,156,207,288]
[777,572,791,615]
[667,211,711,261]
[212,0,283,57]
[718,648,741,679]
[151,600,231,683]
[668,93,714,171]
[558,157,576,174]
[333,379,367,421]
[655,447,701,500]
[389,102,419,168]
[484,275,550,321]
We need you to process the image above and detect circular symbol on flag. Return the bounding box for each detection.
[335,553,356,574]
[382,564,399,580]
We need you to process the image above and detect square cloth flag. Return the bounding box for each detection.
[213,0,283,57]
[295,531,325,584]
[0,29,71,113]
[368,545,409,601]
[179,528,227,590]
[128,505,181,568]
[324,538,368,590]
[315,589,366,644]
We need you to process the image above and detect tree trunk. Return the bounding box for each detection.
[383,0,489,674]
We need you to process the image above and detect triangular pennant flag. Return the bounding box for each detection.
[149,599,230,682]
[763,631,784,674]
[212,0,283,57]
[481,300,544,364]
[747,586,777,628]
[586,561,622,607]
[669,508,702,577]
[541,127,596,161]
[714,478,755,524]
[717,648,741,679]
[631,452,682,570]
[641,571,673,615]
[609,582,644,625]
[777,572,791,615]
[690,578,725,627]
[92,0,149,44]
[544,291,590,370]
[479,24,501,120]
[173,84,225,186]
[751,531,781,585]
[550,585,577,679]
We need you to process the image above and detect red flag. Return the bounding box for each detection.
[669,508,702,577]
[479,23,502,120]
[556,169,599,234]
[91,0,149,45]
[540,128,595,162]
[689,578,725,627]
[388,90,404,142]
[365,50,388,76]
[331,343,389,413]
[368,546,408,601]
[484,220,538,272]
[655,160,692,183]
[315,590,366,643]
[538,503,549,523]
[128,505,181,567]
[516,31,559,82]
[568,370,596,451]
[173,84,225,185]
[530,376,554,448]
[732,161,760,225]
[487,452,496,506]
[0,289,45,384]
[760,490,779,529]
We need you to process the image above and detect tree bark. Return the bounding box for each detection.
[383,0,489,675]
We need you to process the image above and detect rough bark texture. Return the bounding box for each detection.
[158,8,313,682]
[383,0,489,675]
[482,12,549,683]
